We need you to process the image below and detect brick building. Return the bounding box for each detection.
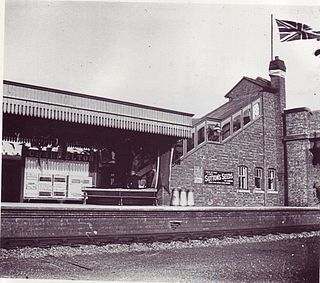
[284,108,320,206]
[2,57,319,207]
[171,57,320,207]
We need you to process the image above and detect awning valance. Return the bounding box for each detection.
[3,81,193,138]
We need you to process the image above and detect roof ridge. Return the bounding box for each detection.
[3,80,194,117]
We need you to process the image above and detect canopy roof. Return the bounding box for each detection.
[3,81,193,138]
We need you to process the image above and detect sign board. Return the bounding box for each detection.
[194,166,203,184]
[24,148,93,162]
[53,175,67,197]
[24,172,39,198]
[23,157,90,200]
[204,170,234,185]
[38,175,53,197]
[67,176,92,199]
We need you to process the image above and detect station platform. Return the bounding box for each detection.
[2,202,320,248]
[2,201,320,211]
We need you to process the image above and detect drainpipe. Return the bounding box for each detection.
[283,112,289,206]
[262,95,267,206]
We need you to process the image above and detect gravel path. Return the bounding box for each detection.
[1,230,320,259]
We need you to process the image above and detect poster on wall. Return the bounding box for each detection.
[38,175,53,196]
[194,166,203,184]
[67,176,92,199]
[204,170,234,185]
[53,175,67,197]
[24,172,39,198]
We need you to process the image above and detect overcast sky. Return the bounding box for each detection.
[3,0,320,117]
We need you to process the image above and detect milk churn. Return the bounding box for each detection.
[179,188,187,206]
[187,189,194,206]
[171,188,180,206]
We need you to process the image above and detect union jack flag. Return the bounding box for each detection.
[275,19,320,42]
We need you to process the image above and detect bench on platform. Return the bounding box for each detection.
[82,187,158,206]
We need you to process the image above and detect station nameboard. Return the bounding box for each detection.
[24,148,93,162]
[204,170,234,185]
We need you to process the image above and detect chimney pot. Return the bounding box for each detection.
[269,56,286,73]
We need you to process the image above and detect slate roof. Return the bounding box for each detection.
[225,76,276,99]
[195,76,275,124]
[204,94,260,120]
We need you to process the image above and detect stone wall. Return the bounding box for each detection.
[171,90,284,207]
[170,58,287,207]
[284,108,320,206]
[2,204,320,248]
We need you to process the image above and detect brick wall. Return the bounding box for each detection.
[226,79,264,100]
[286,139,309,206]
[284,108,320,206]
[170,58,287,207]
[310,110,320,132]
[171,89,284,207]
[2,204,320,247]
[308,110,320,204]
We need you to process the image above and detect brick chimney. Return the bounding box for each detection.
[268,56,287,205]
[269,56,286,111]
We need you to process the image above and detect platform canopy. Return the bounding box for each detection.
[3,81,193,138]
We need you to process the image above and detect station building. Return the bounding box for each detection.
[2,57,320,207]
[171,57,320,207]
[1,80,193,205]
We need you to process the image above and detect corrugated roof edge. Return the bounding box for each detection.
[3,80,194,117]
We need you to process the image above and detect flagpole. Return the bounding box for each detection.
[271,14,274,60]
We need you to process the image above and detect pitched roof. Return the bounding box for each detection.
[3,80,194,117]
[3,80,194,138]
[192,76,275,124]
[225,76,276,99]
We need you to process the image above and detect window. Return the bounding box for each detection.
[232,112,241,133]
[187,132,195,152]
[255,168,263,189]
[243,107,251,126]
[173,139,183,164]
[198,126,205,145]
[238,166,248,190]
[207,123,221,142]
[267,169,276,190]
[221,120,231,141]
[252,102,261,119]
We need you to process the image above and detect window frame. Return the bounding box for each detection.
[206,121,221,143]
[196,122,206,146]
[221,118,231,141]
[252,99,261,120]
[242,104,252,126]
[238,165,248,190]
[232,110,242,134]
[186,128,195,153]
[254,167,263,190]
[267,168,276,191]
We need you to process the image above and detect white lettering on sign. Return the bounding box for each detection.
[204,170,234,185]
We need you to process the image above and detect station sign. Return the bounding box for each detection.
[204,170,234,185]
[24,148,93,162]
